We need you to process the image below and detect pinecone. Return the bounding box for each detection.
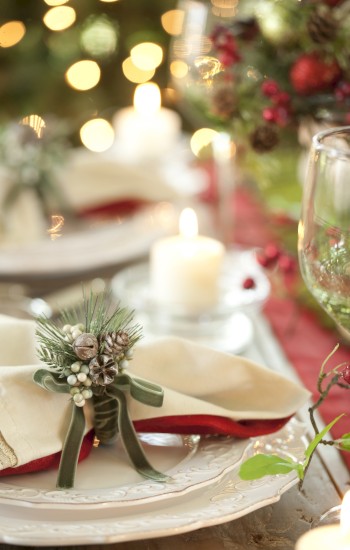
[249,125,279,153]
[307,10,338,44]
[89,354,118,386]
[100,330,130,359]
[212,87,236,119]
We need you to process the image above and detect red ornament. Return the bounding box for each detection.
[290,53,341,96]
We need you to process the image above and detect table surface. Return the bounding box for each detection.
[0,295,348,549]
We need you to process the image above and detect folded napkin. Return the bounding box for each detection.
[0,315,310,477]
[56,148,207,215]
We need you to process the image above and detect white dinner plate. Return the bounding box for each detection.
[0,433,248,509]
[0,203,178,278]
[0,419,306,546]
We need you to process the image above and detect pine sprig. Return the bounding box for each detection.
[36,291,142,376]
[36,316,75,372]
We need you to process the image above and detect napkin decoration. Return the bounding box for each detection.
[34,293,168,489]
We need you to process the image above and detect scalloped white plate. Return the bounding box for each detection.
[0,433,248,510]
[0,419,306,546]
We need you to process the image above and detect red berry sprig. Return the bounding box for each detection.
[261,80,292,128]
[340,365,350,384]
[256,243,296,274]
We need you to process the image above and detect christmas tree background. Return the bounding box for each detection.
[0,0,177,141]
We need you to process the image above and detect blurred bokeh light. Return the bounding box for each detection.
[161,10,184,36]
[0,21,26,48]
[43,6,76,31]
[21,114,46,138]
[190,128,218,157]
[122,56,155,83]
[80,118,115,152]
[80,15,118,58]
[65,60,101,91]
[130,42,163,71]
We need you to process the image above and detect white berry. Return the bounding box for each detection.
[80,364,90,374]
[82,389,93,399]
[70,362,81,373]
[119,359,129,370]
[83,377,92,387]
[72,329,82,339]
[75,398,86,407]
[63,368,71,377]
[77,372,87,382]
[125,349,133,359]
[67,374,78,385]
[70,387,80,396]
[73,392,84,403]
[62,324,72,333]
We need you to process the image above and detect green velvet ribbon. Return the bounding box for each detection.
[33,369,168,489]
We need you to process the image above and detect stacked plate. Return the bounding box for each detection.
[0,419,306,546]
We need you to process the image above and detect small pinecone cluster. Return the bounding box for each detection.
[212,87,236,119]
[249,125,279,153]
[62,325,133,407]
[307,10,338,44]
[100,330,130,360]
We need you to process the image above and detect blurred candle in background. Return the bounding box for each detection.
[295,491,350,549]
[150,207,225,312]
[112,82,181,162]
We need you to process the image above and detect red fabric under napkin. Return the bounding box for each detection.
[134,414,292,438]
[0,430,95,477]
[0,415,293,477]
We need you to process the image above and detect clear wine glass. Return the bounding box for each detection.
[298,125,350,525]
[298,126,350,336]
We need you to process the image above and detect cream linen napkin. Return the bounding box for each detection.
[0,315,310,472]
[129,337,310,422]
[0,315,87,470]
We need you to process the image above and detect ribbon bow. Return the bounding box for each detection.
[34,368,168,488]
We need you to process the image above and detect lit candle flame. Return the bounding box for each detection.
[179,207,198,238]
[47,215,65,240]
[134,82,161,116]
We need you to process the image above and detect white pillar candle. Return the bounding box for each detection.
[150,208,225,313]
[113,82,181,162]
[295,491,350,550]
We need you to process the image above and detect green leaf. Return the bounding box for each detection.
[304,414,344,465]
[335,431,350,451]
[238,454,298,481]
